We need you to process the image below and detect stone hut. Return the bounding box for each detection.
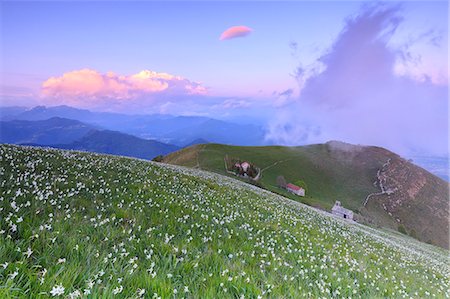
[331,201,353,220]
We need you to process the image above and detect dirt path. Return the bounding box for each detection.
[363,158,395,206]
[194,144,206,169]
[260,159,293,179]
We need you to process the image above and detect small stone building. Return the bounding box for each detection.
[331,201,353,220]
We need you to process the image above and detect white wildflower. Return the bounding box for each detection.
[68,290,81,298]
[9,270,19,280]
[50,284,65,296]
[24,247,33,258]
[137,288,146,296]
[113,285,123,295]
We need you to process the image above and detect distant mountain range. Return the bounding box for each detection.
[1,117,179,160]
[1,105,447,181]
[1,105,267,146]
[0,117,96,145]
[47,130,180,160]
[163,141,449,248]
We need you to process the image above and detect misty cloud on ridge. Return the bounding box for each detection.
[265,4,448,157]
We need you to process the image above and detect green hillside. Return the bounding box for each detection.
[163,143,380,210]
[0,145,448,298]
[163,142,449,248]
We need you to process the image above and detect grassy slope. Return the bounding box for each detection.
[164,143,383,211]
[0,145,448,298]
[163,143,449,248]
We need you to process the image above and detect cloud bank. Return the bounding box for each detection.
[41,69,207,111]
[38,68,265,117]
[266,4,448,156]
[220,26,253,40]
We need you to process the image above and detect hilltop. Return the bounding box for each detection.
[163,141,449,248]
[0,144,448,297]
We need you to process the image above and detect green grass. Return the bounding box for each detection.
[0,144,448,298]
[163,143,450,248]
[164,143,383,211]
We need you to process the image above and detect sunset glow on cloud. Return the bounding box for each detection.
[220,26,253,40]
[42,69,207,100]
[2,1,447,155]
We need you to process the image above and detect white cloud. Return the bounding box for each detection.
[266,4,448,156]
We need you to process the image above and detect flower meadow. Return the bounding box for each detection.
[0,144,448,298]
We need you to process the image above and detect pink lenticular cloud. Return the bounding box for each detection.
[42,69,206,100]
[220,26,253,40]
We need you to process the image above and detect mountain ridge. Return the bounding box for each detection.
[162,141,450,248]
[1,117,180,160]
[1,105,267,146]
[0,117,96,145]
[53,129,180,160]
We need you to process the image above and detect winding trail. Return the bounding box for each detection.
[194,144,206,169]
[260,159,294,179]
[364,158,395,206]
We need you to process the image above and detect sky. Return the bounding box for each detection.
[0,1,448,156]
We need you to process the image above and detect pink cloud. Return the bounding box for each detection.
[220,26,253,41]
[41,69,207,102]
